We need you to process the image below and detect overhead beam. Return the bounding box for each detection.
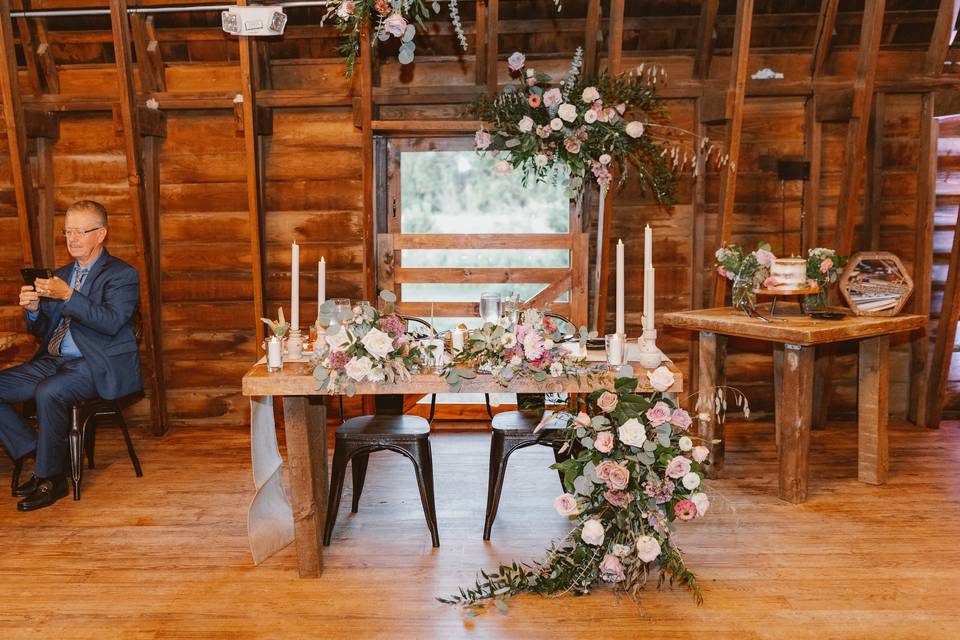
[474,0,487,86]
[237,0,267,350]
[486,0,499,95]
[130,14,165,92]
[109,0,167,436]
[693,0,719,79]
[810,0,840,77]
[712,0,754,307]
[583,0,601,76]
[0,0,41,267]
[925,0,959,76]
[802,94,822,254]
[926,204,960,428]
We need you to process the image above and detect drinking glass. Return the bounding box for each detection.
[326,298,352,332]
[502,292,520,324]
[423,338,446,374]
[605,333,625,367]
[479,293,502,324]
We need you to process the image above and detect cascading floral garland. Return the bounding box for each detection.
[474,49,727,201]
[440,370,747,613]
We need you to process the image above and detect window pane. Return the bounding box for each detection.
[401,249,569,268]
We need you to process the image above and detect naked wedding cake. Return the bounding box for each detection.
[769,257,808,289]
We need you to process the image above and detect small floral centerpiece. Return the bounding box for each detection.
[445,309,602,389]
[474,48,726,201]
[715,243,846,311]
[440,369,727,612]
[260,307,289,338]
[312,296,430,396]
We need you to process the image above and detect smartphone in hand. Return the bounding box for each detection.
[20,268,53,288]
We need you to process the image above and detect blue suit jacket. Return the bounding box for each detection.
[25,249,143,400]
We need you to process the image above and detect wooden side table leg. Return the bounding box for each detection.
[858,335,889,485]
[282,396,329,578]
[777,344,815,503]
[773,343,783,449]
[698,331,727,478]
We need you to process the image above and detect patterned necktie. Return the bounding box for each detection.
[47,268,89,357]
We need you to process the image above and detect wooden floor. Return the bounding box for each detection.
[1,419,959,639]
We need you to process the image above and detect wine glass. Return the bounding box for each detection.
[479,293,502,325]
[502,292,520,324]
[326,298,352,332]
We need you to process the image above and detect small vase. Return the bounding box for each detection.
[266,336,283,372]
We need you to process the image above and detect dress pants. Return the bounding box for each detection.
[0,355,97,478]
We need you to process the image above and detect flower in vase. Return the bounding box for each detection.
[820,258,834,273]
[383,13,407,37]
[507,51,526,71]
[755,248,775,267]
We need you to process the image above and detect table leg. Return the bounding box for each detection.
[773,343,783,449]
[776,344,815,503]
[282,396,329,578]
[858,335,889,484]
[698,331,727,478]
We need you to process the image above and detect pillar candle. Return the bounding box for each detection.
[644,224,652,270]
[291,241,300,330]
[616,239,625,337]
[318,257,326,317]
[645,267,655,331]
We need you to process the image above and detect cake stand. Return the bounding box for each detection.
[755,282,819,318]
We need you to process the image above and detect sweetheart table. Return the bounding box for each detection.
[241,358,683,578]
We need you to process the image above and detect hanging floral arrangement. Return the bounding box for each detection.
[474,49,728,202]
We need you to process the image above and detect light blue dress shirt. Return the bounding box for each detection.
[27,252,101,358]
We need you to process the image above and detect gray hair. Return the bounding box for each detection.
[66,200,108,228]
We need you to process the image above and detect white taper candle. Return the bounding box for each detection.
[616,239,625,337]
[291,241,300,330]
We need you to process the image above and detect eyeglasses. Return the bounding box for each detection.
[63,227,103,239]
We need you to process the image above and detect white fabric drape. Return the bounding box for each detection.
[247,396,295,564]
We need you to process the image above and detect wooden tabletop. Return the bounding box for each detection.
[664,307,926,345]
[242,360,683,397]
[0,332,19,352]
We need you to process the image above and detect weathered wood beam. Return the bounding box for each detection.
[810,0,840,77]
[925,0,959,76]
[237,0,267,351]
[109,0,167,436]
[130,14,166,93]
[0,0,40,267]
[486,0,498,95]
[926,204,960,428]
[607,0,624,76]
[693,0,719,79]
[32,17,57,93]
[688,97,708,395]
[583,0,601,76]
[474,0,487,86]
[863,92,884,250]
[15,11,41,95]
[359,20,374,301]
[909,93,937,426]
[711,0,754,308]
[802,95,821,254]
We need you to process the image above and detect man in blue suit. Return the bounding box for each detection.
[0,200,142,511]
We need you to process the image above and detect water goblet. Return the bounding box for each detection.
[605,333,625,367]
[479,293,502,325]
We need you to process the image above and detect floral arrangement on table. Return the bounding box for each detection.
[474,49,727,201]
[444,308,603,390]
[714,243,847,311]
[311,295,432,396]
[440,369,741,613]
[260,307,289,338]
[323,0,562,77]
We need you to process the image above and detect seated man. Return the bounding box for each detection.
[0,200,142,511]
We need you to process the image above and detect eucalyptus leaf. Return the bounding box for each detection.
[657,433,671,448]
[637,451,655,466]
[642,440,657,452]
[398,48,415,65]
[377,30,390,42]
[580,436,594,450]
[402,24,416,42]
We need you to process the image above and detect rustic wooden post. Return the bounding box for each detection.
[777,343,815,503]
[858,336,889,484]
[925,205,960,428]
[698,331,727,478]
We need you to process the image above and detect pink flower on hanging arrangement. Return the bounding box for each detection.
[374,0,391,16]
[592,162,611,187]
[336,1,356,19]
[474,129,491,150]
[507,51,526,72]
[383,14,407,38]
[820,258,834,273]
[528,94,542,108]
[674,499,698,521]
[328,350,350,371]
[604,489,630,508]
[564,138,582,154]
[543,88,562,108]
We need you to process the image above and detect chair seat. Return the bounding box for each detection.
[337,415,430,440]
[491,410,563,433]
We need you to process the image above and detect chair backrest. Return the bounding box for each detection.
[131,306,143,345]
[399,314,437,338]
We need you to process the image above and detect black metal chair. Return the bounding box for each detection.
[324,315,440,547]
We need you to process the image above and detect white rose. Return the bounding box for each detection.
[549,361,564,377]
[534,153,548,167]
[345,356,372,381]
[617,418,647,448]
[583,109,597,124]
[599,153,611,165]
[690,492,709,517]
[682,472,701,491]
[501,332,517,348]
[550,118,563,131]
[367,367,385,383]
[518,116,535,133]
[360,327,394,360]
[625,121,645,138]
[510,355,522,366]
[692,445,710,464]
[557,103,578,123]
[544,338,554,350]
[678,436,693,452]
[325,326,352,351]
[647,366,675,392]
[635,535,661,562]
[581,519,605,546]
[581,86,600,103]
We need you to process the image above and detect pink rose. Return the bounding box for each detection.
[717,265,734,281]
[597,391,618,413]
[670,408,693,429]
[754,248,775,267]
[493,160,512,176]
[820,258,833,273]
[383,13,407,37]
[665,456,692,479]
[763,276,781,289]
[564,138,581,154]
[543,88,562,108]
[616,103,626,115]
[599,554,625,583]
[574,411,591,429]
[605,462,630,490]
[674,499,698,521]
[474,129,491,150]
[336,1,356,19]
[507,51,526,71]
[553,493,579,517]
[645,401,672,426]
[604,489,630,508]
[594,431,614,453]
[595,460,616,482]
[692,445,710,464]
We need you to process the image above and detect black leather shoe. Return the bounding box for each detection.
[17,476,68,512]
[10,452,36,497]
[13,474,39,498]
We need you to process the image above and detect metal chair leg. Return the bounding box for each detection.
[350,453,369,513]
[115,406,143,477]
[323,442,351,545]
[482,431,510,541]
[403,439,439,548]
[68,404,83,501]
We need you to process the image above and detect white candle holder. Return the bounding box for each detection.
[266,336,284,372]
[286,327,303,360]
[637,329,661,369]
